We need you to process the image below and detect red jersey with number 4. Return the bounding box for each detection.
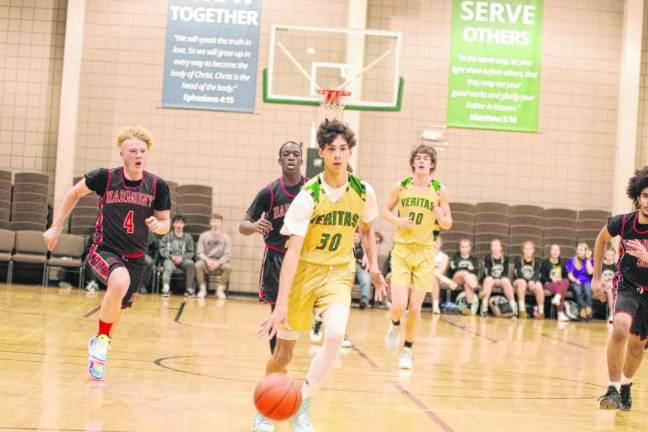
[93,167,158,257]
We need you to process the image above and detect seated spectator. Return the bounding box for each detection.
[513,241,544,319]
[353,231,372,309]
[602,247,617,323]
[447,238,477,315]
[540,244,570,322]
[196,213,232,299]
[160,214,196,297]
[431,236,457,314]
[566,242,594,320]
[141,232,161,294]
[481,239,516,317]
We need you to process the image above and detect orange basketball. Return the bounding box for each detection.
[253,373,302,420]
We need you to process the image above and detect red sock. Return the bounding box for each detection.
[98,319,113,338]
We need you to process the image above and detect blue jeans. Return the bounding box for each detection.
[356,268,371,299]
[570,282,592,309]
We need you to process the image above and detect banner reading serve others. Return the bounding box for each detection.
[447,0,543,132]
[161,0,262,113]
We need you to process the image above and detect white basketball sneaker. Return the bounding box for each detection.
[398,347,413,369]
[291,397,314,432]
[384,321,400,350]
[252,412,274,432]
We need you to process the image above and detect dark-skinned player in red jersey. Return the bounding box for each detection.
[239,141,306,354]
[43,126,171,381]
[594,166,648,410]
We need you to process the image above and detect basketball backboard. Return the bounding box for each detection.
[263,25,404,111]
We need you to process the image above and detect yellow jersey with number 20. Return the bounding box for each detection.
[394,177,442,247]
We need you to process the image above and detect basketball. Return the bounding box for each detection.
[253,373,302,420]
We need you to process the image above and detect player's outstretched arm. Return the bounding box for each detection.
[43,178,92,251]
[358,221,386,301]
[434,185,453,230]
[592,225,612,302]
[258,234,304,339]
[381,182,412,229]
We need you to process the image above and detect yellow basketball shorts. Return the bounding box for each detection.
[283,263,354,332]
[390,243,435,292]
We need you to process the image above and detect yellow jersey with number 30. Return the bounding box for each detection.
[394,177,441,247]
[299,174,367,268]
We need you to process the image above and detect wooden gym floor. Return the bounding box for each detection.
[0,283,647,432]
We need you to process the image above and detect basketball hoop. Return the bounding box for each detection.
[317,89,350,122]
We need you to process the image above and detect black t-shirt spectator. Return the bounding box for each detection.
[539,258,567,284]
[602,262,617,281]
[84,168,171,211]
[483,255,509,280]
[513,256,541,282]
[448,253,479,277]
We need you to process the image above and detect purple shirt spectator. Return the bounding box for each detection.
[566,257,593,285]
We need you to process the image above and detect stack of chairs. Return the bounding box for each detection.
[509,205,544,255]
[177,184,212,242]
[0,170,10,229]
[443,203,475,253]
[543,208,578,257]
[577,210,610,247]
[69,176,99,235]
[474,202,510,256]
[11,172,48,231]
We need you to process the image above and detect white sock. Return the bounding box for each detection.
[518,301,525,311]
[301,304,349,400]
[621,374,632,385]
[538,305,544,314]
[432,300,439,309]
[609,381,621,391]
[481,299,489,312]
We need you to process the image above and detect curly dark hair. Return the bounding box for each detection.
[316,119,357,150]
[626,166,648,209]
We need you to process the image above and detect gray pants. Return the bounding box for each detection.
[162,259,196,292]
[195,260,231,287]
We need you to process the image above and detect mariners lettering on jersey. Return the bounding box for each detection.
[395,176,442,247]
[272,203,290,220]
[105,190,155,207]
[310,210,360,228]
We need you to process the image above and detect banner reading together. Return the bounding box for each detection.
[162,0,262,113]
[447,0,543,132]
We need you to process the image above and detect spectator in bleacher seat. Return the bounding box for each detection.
[566,242,594,320]
[602,247,617,323]
[481,239,517,317]
[141,232,161,294]
[513,241,544,319]
[160,214,196,297]
[195,213,232,300]
[447,238,478,315]
[431,236,457,314]
[540,244,570,322]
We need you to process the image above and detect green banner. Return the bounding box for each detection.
[447,0,543,132]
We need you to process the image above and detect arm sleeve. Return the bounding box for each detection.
[84,168,109,195]
[183,236,195,260]
[513,257,521,279]
[606,214,623,237]
[245,187,271,222]
[159,235,170,259]
[565,258,574,274]
[471,257,480,275]
[280,190,314,237]
[154,178,171,211]
[362,183,379,223]
[196,233,208,262]
[539,260,550,283]
[483,257,492,277]
[533,258,542,281]
[216,234,232,265]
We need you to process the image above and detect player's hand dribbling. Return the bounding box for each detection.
[145,216,160,232]
[43,226,62,251]
[395,217,413,229]
[258,303,288,339]
[592,278,606,302]
[254,213,272,236]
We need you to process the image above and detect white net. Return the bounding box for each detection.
[316,90,349,124]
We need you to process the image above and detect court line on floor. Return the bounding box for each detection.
[83,305,101,318]
[439,317,498,343]
[540,332,589,350]
[351,343,456,432]
[174,301,186,323]
[0,427,133,432]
